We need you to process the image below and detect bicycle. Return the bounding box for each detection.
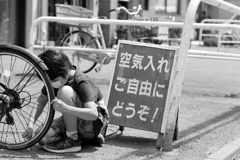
[108,5,163,48]
[109,5,143,48]
[0,44,55,150]
[55,4,113,73]
[58,4,157,73]
[60,24,112,73]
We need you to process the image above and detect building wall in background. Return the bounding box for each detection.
[99,0,112,47]
[1,0,240,48]
[0,0,17,45]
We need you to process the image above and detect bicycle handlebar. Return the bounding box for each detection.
[109,5,142,16]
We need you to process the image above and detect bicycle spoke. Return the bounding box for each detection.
[10,126,17,143]
[77,34,83,46]
[8,56,17,87]
[12,118,22,143]
[16,77,39,93]
[13,110,28,129]
[21,91,41,99]
[0,123,7,142]
[18,107,47,126]
[3,124,10,143]
[13,67,35,92]
[0,56,8,85]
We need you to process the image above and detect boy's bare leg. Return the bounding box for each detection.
[37,127,62,146]
[57,86,78,135]
[41,85,82,152]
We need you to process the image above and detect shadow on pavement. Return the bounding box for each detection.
[174,105,240,147]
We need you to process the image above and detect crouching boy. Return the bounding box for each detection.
[23,50,109,153]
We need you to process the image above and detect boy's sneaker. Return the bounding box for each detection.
[43,136,81,153]
[96,134,105,145]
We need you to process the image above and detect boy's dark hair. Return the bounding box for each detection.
[38,50,72,81]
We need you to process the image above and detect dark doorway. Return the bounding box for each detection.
[48,0,87,46]
[16,0,26,47]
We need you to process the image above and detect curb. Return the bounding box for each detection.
[203,135,240,160]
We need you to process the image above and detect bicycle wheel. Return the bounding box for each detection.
[60,30,100,73]
[0,44,55,150]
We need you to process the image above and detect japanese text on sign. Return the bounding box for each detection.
[107,41,177,133]
[119,52,169,73]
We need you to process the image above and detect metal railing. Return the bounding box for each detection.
[199,18,240,49]
[29,17,240,61]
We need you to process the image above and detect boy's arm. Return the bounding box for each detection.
[52,99,98,121]
[23,93,48,139]
[28,93,48,128]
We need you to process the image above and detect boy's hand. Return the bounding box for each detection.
[22,127,34,140]
[51,98,69,113]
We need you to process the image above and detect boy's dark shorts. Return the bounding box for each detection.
[50,98,109,139]
[51,115,103,138]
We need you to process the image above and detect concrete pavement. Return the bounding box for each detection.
[203,135,240,160]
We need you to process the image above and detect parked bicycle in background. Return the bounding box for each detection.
[109,5,142,49]
[53,4,182,74]
[58,4,148,73]
[56,4,111,73]
[110,5,163,45]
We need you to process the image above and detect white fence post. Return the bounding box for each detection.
[162,0,202,151]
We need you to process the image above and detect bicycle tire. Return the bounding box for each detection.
[60,30,100,73]
[0,45,55,150]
